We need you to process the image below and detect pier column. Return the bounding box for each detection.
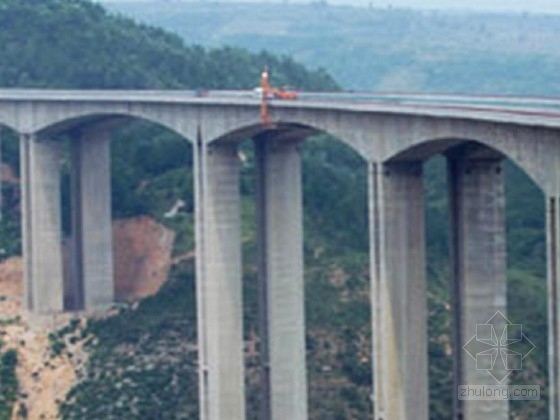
[195,138,245,420]
[20,134,64,313]
[448,147,508,420]
[547,195,560,420]
[69,127,113,311]
[255,134,307,420]
[370,160,428,420]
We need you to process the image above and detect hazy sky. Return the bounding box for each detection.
[358,0,560,14]
[100,0,560,14]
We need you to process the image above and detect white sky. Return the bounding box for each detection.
[100,0,560,14]
[357,0,560,14]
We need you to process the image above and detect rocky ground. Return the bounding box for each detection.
[0,217,176,419]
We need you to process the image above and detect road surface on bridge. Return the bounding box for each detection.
[1,89,560,130]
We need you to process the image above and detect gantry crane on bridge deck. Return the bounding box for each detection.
[258,66,298,124]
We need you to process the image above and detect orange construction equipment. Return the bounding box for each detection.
[273,87,298,100]
[259,67,298,125]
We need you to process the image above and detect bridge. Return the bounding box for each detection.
[2,89,560,420]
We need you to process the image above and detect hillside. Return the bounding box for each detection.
[105,1,560,95]
[0,0,337,90]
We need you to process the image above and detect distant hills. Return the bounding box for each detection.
[98,0,560,15]
[104,1,560,95]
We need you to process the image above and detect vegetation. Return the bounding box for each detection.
[0,0,337,91]
[59,262,198,419]
[0,0,552,418]
[0,346,18,420]
[108,1,560,95]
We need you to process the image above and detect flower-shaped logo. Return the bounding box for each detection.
[462,311,536,383]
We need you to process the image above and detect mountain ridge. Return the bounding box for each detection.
[104,1,560,94]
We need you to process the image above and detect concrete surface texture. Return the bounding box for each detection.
[255,134,307,420]
[448,146,508,419]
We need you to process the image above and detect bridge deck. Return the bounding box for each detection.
[0,89,559,130]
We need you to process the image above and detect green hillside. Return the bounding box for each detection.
[0,0,337,90]
[0,0,550,419]
[105,1,560,95]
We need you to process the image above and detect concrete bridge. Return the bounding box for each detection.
[2,89,560,420]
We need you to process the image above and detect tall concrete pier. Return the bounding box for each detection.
[448,146,508,419]
[370,161,428,420]
[548,195,560,420]
[69,126,113,311]
[255,134,307,420]
[20,133,64,313]
[2,90,560,419]
[196,140,245,420]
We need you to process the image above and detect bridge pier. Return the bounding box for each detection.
[255,135,307,420]
[20,134,64,313]
[547,195,560,420]
[448,148,508,420]
[370,160,428,420]
[195,139,245,420]
[68,128,113,311]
